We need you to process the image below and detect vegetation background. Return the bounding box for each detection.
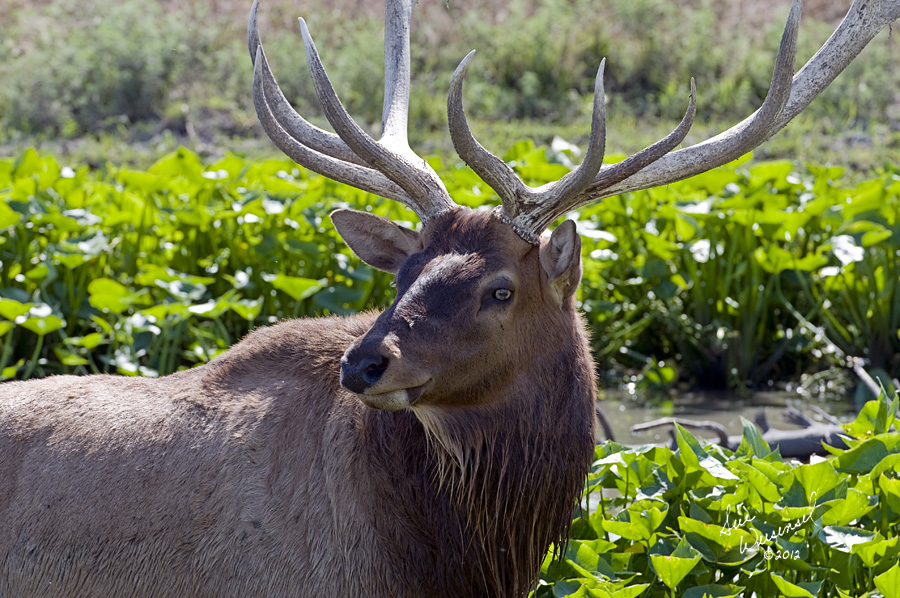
[1,0,899,396]
[1,0,897,168]
[4,3,900,596]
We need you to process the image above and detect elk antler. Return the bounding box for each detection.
[248,0,457,223]
[449,0,900,241]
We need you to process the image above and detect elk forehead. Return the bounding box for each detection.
[390,210,536,325]
[393,253,490,321]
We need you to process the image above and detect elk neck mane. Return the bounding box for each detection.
[364,308,597,597]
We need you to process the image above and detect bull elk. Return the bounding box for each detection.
[1,0,897,596]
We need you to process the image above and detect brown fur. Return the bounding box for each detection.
[0,208,596,597]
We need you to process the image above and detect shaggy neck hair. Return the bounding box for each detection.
[365,316,596,598]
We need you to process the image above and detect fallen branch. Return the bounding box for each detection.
[628,409,847,459]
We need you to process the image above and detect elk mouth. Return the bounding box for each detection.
[354,380,431,411]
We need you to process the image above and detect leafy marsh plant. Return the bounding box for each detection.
[2,147,900,389]
[538,392,900,597]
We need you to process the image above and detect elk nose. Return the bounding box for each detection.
[340,353,389,394]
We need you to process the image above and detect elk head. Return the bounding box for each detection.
[248,0,900,411]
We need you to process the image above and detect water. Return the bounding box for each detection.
[596,388,855,446]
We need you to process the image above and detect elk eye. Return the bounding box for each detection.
[493,288,513,301]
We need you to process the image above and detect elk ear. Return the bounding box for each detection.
[539,219,582,305]
[331,209,422,274]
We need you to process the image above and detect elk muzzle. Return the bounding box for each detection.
[340,336,429,411]
[340,352,388,394]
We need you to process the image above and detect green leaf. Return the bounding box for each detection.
[821,488,876,526]
[674,424,739,482]
[53,346,89,366]
[65,332,104,349]
[836,433,900,474]
[678,516,758,564]
[265,274,326,301]
[88,278,136,314]
[874,561,900,598]
[19,314,65,336]
[1,359,24,380]
[852,535,899,568]
[843,395,898,439]
[769,573,822,598]
[682,584,744,598]
[737,416,771,458]
[793,460,842,503]
[230,298,262,321]
[649,538,701,590]
[753,245,828,273]
[0,200,21,228]
[601,507,666,542]
[0,298,31,320]
[727,460,782,503]
[817,525,878,553]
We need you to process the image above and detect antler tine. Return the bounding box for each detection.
[297,16,455,220]
[248,0,366,167]
[252,46,418,209]
[558,0,899,212]
[527,78,697,232]
[448,51,529,219]
[249,0,456,223]
[774,0,900,132]
[517,0,800,235]
[381,0,413,147]
[449,55,609,243]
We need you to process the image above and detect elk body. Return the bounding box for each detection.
[1,0,897,596]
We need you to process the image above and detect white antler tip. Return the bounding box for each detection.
[298,17,312,44]
[452,50,477,80]
[595,59,606,89]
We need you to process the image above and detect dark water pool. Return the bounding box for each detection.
[596,388,856,445]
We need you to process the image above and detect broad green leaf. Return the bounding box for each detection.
[844,395,899,439]
[604,584,649,598]
[678,516,758,565]
[53,346,88,366]
[727,460,782,503]
[822,488,876,526]
[749,160,794,183]
[836,433,900,474]
[187,297,232,319]
[88,278,136,314]
[649,539,701,590]
[682,584,743,598]
[769,573,822,598]
[265,274,326,301]
[64,332,104,349]
[674,424,739,482]
[0,200,21,228]
[874,561,900,598]
[793,460,842,503]
[19,314,64,336]
[817,525,878,553]
[753,245,828,273]
[134,264,214,287]
[230,298,263,321]
[852,534,899,568]
[0,298,31,320]
[1,359,24,380]
[870,453,900,479]
[601,507,666,542]
[879,476,900,514]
